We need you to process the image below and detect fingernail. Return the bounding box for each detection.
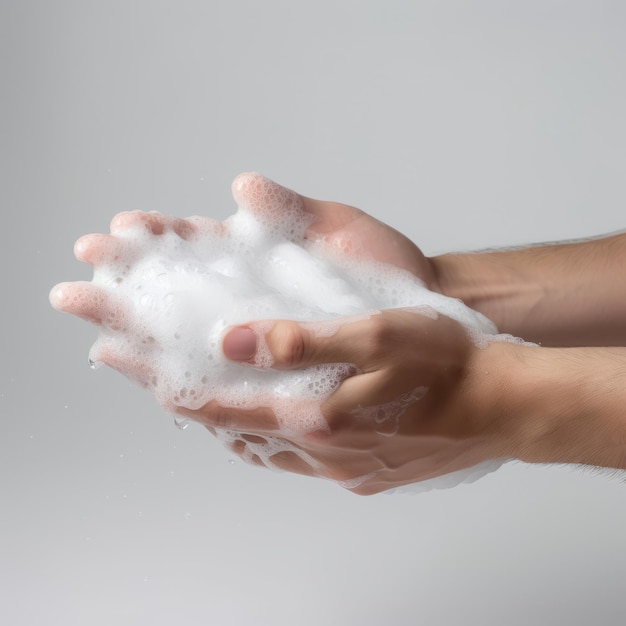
[223,327,257,361]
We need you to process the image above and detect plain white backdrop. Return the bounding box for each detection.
[2,1,626,624]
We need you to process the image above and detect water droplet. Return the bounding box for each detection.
[88,358,103,370]
[173,417,189,431]
[228,459,236,465]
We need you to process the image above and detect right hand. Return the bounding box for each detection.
[177,307,518,495]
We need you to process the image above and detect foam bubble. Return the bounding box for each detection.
[353,386,429,437]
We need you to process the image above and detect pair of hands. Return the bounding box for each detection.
[52,173,518,494]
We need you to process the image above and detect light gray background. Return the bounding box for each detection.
[2,1,626,624]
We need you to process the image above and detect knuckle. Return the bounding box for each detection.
[215,409,233,429]
[269,321,308,368]
[204,401,233,429]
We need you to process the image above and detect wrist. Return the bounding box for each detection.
[469,341,626,469]
[461,340,533,460]
[430,252,544,339]
[431,233,626,346]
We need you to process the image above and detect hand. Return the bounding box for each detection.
[232,172,439,287]
[179,308,513,495]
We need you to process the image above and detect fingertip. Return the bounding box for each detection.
[231,171,263,206]
[48,281,109,324]
[222,325,258,362]
[73,235,91,261]
[74,233,116,264]
[49,282,70,310]
[109,211,133,233]
[110,210,164,235]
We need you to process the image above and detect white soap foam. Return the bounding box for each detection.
[51,176,524,493]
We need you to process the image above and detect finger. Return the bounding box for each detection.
[92,341,155,389]
[222,311,384,371]
[74,233,131,266]
[49,281,112,325]
[175,400,280,433]
[225,438,267,467]
[266,450,317,477]
[231,172,306,223]
[110,210,196,239]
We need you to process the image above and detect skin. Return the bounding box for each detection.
[51,173,626,494]
[432,233,626,347]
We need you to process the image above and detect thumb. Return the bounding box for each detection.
[222,320,314,369]
[222,314,380,370]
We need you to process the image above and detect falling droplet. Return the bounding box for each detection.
[88,358,103,370]
[173,417,189,431]
[228,459,236,465]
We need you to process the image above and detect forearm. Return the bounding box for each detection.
[475,342,626,470]
[431,232,626,346]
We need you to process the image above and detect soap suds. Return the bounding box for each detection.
[50,174,523,492]
[353,386,429,437]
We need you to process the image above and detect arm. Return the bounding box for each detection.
[431,232,626,347]
[471,341,626,469]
